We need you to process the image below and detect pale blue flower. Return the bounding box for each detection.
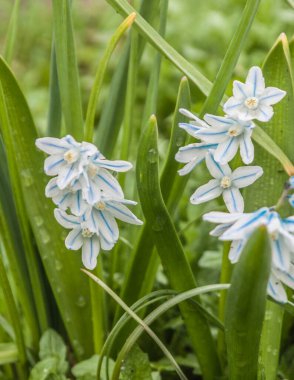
[36,135,97,189]
[288,194,294,208]
[191,151,263,212]
[195,114,255,164]
[178,108,210,138]
[224,66,286,122]
[203,208,294,303]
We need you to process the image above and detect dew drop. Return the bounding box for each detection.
[72,339,85,356]
[33,216,44,227]
[21,169,34,187]
[55,260,63,271]
[76,296,86,308]
[176,135,185,147]
[152,215,166,232]
[39,228,51,245]
[147,148,157,163]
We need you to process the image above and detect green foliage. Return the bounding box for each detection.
[120,345,153,380]
[72,354,115,380]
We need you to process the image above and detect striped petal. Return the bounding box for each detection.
[82,236,100,270]
[45,177,60,198]
[57,163,80,190]
[94,159,132,172]
[205,151,231,179]
[82,178,101,205]
[274,265,294,290]
[214,137,239,164]
[190,179,222,204]
[71,190,88,216]
[210,223,232,237]
[44,155,65,176]
[255,104,273,122]
[95,169,124,199]
[259,87,286,106]
[54,208,80,229]
[65,228,83,250]
[283,216,294,232]
[96,210,119,243]
[239,129,254,164]
[267,272,287,304]
[178,157,204,176]
[36,137,71,155]
[106,202,143,225]
[204,114,236,128]
[203,211,243,224]
[223,96,244,116]
[178,122,202,138]
[195,126,228,143]
[175,143,217,163]
[229,239,246,263]
[231,166,263,189]
[222,187,244,213]
[245,66,265,96]
[100,235,115,251]
[271,236,290,272]
[232,81,250,99]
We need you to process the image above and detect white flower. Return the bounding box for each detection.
[223,66,286,122]
[45,177,88,216]
[190,151,263,212]
[203,207,294,303]
[195,114,255,164]
[178,108,209,138]
[54,208,101,270]
[289,176,294,189]
[36,135,97,189]
[288,195,294,208]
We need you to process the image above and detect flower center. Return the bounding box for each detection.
[228,124,243,137]
[96,201,106,210]
[88,163,98,178]
[64,149,79,163]
[244,97,259,110]
[220,176,232,189]
[82,228,94,238]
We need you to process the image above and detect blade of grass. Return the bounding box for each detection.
[136,115,221,379]
[47,41,62,137]
[0,253,27,379]
[0,343,18,366]
[52,0,84,139]
[95,0,159,156]
[0,58,93,359]
[115,284,229,378]
[3,0,20,64]
[82,270,188,380]
[84,13,136,142]
[225,228,271,380]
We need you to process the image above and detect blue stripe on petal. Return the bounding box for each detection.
[198,185,220,197]
[99,211,114,236]
[48,158,64,171]
[107,204,130,218]
[97,174,119,193]
[235,209,268,232]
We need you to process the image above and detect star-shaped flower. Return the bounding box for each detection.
[194,114,255,164]
[223,66,286,122]
[190,152,263,212]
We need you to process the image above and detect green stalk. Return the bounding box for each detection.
[4,0,20,64]
[0,253,28,379]
[137,116,221,380]
[47,41,62,137]
[84,13,136,142]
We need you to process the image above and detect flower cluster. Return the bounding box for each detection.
[36,135,142,270]
[176,66,294,303]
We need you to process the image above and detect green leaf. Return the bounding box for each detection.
[136,116,221,380]
[0,343,18,365]
[3,0,20,64]
[39,330,67,362]
[52,0,84,139]
[225,227,271,380]
[29,358,66,380]
[120,345,153,380]
[0,58,93,359]
[72,354,115,380]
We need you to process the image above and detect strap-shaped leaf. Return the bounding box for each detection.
[225,227,271,380]
[0,58,92,359]
[136,116,221,380]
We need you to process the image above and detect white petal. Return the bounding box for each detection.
[255,104,273,122]
[204,114,236,128]
[267,211,282,234]
[231,166,263,188]
[267,273,287,304]
[95,169,124,199]
[223,188,244,213]
[288,195,294,207]
[210,223,232,237]
[57,163,80,190]
[245,66,265,96]
[274,265,294,290]
[80,141,98,156]
[175,143,217,163]
[259,87,286,106]
[65,229,83,250]
[82,236,100,270]
[82,178,101,205]
[205,151,231,179]
[271,236,291,273]
[203,211,243,224]
[94,159,132,172]
[44,155,65,176]
[45,177,60,198]
[178,123,203,138]
[96,210,119,243]
[177,157,204,176]
[232,81,250,99]
[229,240,246,263]
[53,192,72,210]
[223,97,244,116]
[283,216,294,232]
[190,179,222,204]
[106,202,143,225]
[71,190,88,216]
[100,235,115,251]
[214,137,239,164]
[36,137,70,155]
[239,129,254,164]
[221,207,269,240]
[195,126,229,143]
[54,208,80,229]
